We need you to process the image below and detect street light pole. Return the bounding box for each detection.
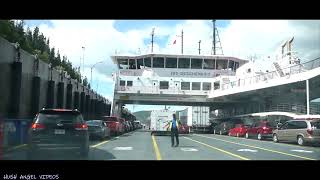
[90,61,104,89]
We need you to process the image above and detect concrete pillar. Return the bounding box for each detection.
[9,62,22,118]
[85,95,90,120]
[80,92,85,114]
[66,84,73,109]
[57,82,64,108]
[31,76,41,116]
[46,80,55,108]
[73,91,80,110]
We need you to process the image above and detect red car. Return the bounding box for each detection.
[179,124,189,134]
[228,124,248,137]
[102,116,124,136]
[245,121,275,140]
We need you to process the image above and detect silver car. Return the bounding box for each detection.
[272,119,320,146]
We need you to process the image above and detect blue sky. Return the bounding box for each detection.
[23,20,320,112]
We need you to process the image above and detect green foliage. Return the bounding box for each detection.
[0,20,85,86]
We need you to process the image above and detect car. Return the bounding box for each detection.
[228,124,249,137]
[102,116,123,136]
[245,121,276,140]
[179,124,189,134]
[214,121,237,135]
[27,109,89,159]
[272,119,320,146]
[87,120,110,140]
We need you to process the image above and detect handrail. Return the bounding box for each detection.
[216,57,320,91]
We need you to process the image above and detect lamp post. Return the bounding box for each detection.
[90,61,104,89]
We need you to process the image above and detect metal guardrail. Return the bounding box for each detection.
[219,57,320,91]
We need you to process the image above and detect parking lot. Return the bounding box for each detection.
[3,130,320,160]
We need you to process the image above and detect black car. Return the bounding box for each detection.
[27,109,89,159]
[87,120,110,140]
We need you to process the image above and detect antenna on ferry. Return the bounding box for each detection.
[212,20,216,55]
[181,29,184,54]
[198,40,201,55]
[151,28,155,53]
[211,20,224,55]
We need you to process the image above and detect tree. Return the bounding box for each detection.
[83,77,88,86]
[49,47,55,66]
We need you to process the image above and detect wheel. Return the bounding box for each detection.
[273,134,279,143]
[297,136,304,146]
[245,132,249,139]
[257,133,262,140]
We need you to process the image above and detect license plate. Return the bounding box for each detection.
[54,129,65,135]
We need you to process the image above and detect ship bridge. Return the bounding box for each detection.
[111,53,248,116]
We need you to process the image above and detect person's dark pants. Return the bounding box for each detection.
[171,128,179,146]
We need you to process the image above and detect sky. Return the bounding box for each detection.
[24,20,320,112]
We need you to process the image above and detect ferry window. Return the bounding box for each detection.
[214,82,220,90]
[127,81,133,86]
[202,82,211,90]
[160,81,169,89]
[165,57,177,68]
[137,58,143,69]
[178,58,190,68]
[203,59,215,69]
[120,80,125,86]
[234,62,239,70]
[144,57,151,68]
[118,59,128,69]
[181,82,190,90]
[129,59,136,69]
[216,59,228,70]
[153,57,164,68]
[191,58,203,69]
[228,60,234,70]
[192,82,201,90]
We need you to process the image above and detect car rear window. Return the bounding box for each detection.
[104,117,118,121]
[311,121,320,129]
[36,111,83,124]
[87,120,101,126]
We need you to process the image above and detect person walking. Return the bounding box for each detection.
[168,114,179,147]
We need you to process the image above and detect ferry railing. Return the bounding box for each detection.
[219,57,320,91]
[115,85,210,96]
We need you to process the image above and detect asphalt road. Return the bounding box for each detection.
[2,130,320,160]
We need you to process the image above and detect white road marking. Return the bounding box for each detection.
[113,147,133,151]
[291,150,313,153]
[237,149,258,152]
[180,148,198,152]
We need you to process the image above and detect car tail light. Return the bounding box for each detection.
[307,129,313,135]
[262,127,267,130]
[74,123,88,130]
[31,123,45,130]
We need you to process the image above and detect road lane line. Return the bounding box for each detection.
[5,144,27,152]
[151,134,162,160]
[184,137,250,160]
[194,134,316,160]
[90,140,109,148]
